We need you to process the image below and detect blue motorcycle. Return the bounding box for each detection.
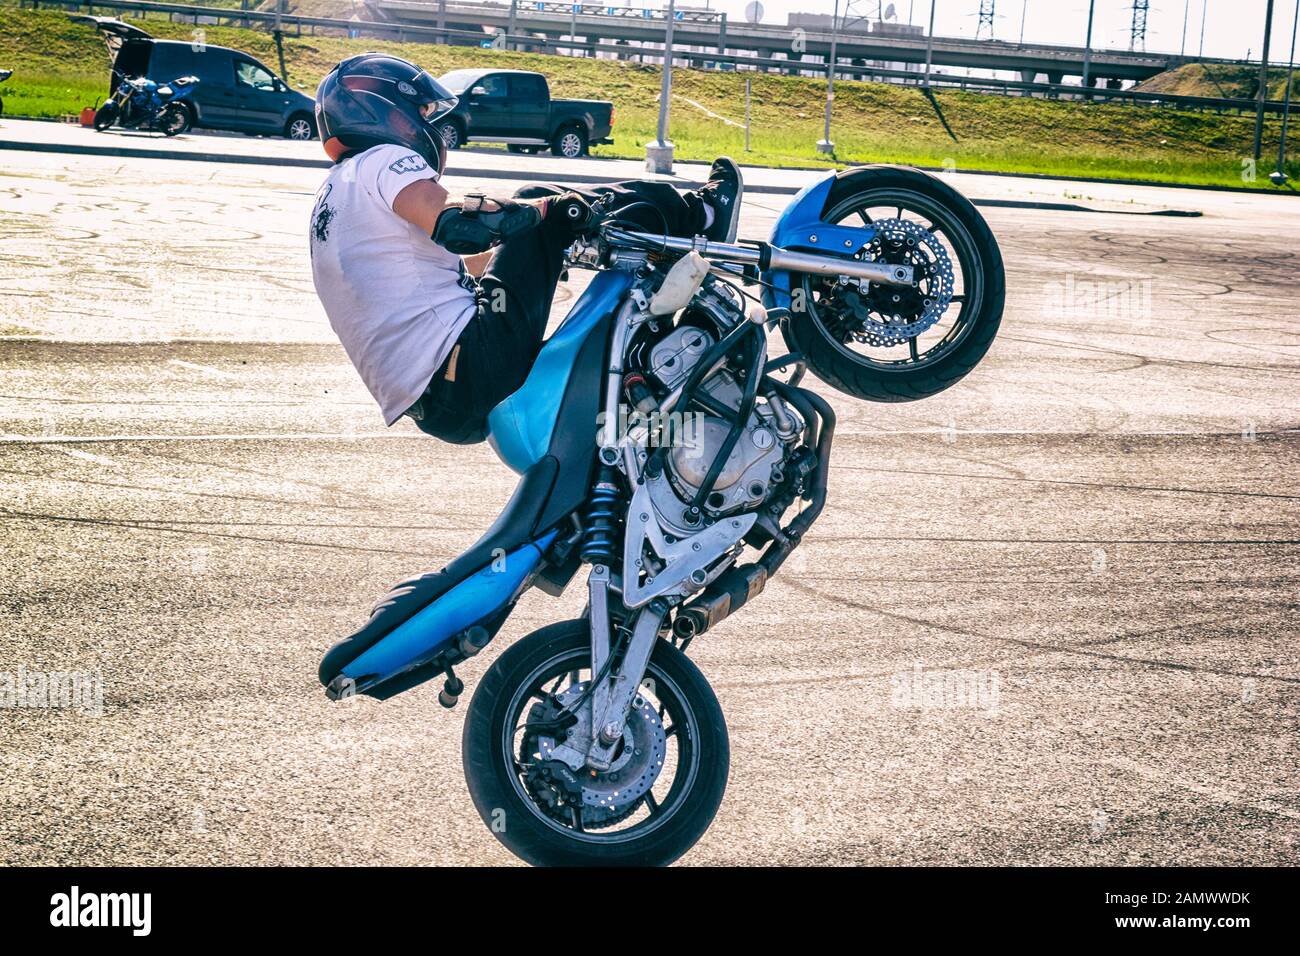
[319,164,1005,865]
[93,73,199,136]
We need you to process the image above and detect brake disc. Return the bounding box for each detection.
[824,217,956,347]
[533,681,667,829]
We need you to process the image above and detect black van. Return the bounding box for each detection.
[72,16,317,140]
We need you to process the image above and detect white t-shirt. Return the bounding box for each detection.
[309,143,478,425]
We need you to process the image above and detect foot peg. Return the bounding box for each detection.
[438,667,464,709]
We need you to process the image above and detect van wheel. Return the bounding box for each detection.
[285,114,316,141]
[551,126,587,158]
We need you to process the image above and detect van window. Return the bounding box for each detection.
[187,49,235,85]
[235,59,277,91]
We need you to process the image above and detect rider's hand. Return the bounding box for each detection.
[544,192,597,235]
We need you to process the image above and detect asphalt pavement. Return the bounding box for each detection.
[0,129,1296,866]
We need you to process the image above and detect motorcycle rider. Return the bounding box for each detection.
[309,53,743,444]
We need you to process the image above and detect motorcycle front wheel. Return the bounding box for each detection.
[92,102,118,131]
[782,164,1006,403]
[463,618,729,866]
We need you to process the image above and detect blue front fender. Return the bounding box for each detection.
[762,170,880,313]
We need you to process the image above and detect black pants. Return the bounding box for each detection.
[406,180,706,444]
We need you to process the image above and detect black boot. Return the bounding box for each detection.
[696,157,744,243]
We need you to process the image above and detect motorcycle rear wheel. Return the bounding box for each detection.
[463,619,729,866]
[781,165,1006,403]
[92,102,118,132]
[159,104,190,137]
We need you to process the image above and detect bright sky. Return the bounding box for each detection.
[668,1,1300,62]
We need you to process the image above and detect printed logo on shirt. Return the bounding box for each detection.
[312,203,335,243]
[388,154,429,175]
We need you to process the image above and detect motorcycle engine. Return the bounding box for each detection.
[642,325,797,537]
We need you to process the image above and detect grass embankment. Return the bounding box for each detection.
[1137,62,1298,101]
[1,5,1295,189]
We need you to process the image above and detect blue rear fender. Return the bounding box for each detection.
[340,530,558,689]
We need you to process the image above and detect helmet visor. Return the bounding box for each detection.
[410,70,458,123]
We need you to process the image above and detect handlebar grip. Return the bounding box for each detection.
[551,193,598,233]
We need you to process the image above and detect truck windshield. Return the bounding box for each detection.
[437,69,483,94]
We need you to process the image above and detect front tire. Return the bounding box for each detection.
[463,619,729,866]
[93,102,118,132]
[435,120,463,150]
[782,165,1005,403]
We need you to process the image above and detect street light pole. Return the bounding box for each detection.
[1271,0,1299,183]
[1253,0,1276,162]
[817,0,841,154]
[923,0,937,88]
[646,0,677,173]
[1081,0,1095,94]
[1180,0,1189,57]
[1198,0,1207,58]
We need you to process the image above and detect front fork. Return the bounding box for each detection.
[585,581,665,770]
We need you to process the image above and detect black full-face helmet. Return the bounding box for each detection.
[315,53,458,171]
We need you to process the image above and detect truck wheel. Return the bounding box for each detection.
[551,126,587,158]
[436,121,463,150]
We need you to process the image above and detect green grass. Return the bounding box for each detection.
[1,5,1296,190]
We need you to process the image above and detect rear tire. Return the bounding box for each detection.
[284,113,315,140]
[159,103,190,137]
[92,102,118,132]
[781,165,1005,403]
[550,125,587,158]
[463,619,729,866]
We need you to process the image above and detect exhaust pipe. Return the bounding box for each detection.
[673,563,769,641]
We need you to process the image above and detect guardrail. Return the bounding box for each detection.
[22,0,1289,115]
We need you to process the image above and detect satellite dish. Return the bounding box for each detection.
[744,1,764,25]
[883,2,897,19]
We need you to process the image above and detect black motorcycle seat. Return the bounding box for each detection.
[318,456,558,686]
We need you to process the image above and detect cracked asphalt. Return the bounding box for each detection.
[0,141,1296,865]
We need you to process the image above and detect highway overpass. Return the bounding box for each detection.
[366,0,1247,85]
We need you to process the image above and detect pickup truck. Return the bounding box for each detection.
[433,69,613,158]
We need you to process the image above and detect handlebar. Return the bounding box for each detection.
[600,226,914,288]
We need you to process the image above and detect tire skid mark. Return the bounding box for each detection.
[779,578,1300,685]
[831,463,1300,501]
[0,506,438,559]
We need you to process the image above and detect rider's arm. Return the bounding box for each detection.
[392,180,546,256]
[391,178,451,236]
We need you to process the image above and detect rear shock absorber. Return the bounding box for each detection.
[580,465,622,566]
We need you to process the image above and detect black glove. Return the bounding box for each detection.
[548,192,599,235]
[433,194,543,255]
